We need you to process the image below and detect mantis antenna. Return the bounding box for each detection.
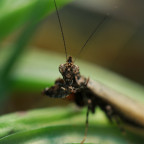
[74,15,108,62]
[54,0,68,60]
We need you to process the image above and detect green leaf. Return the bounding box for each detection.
[0,107,143,144]
[0,0,72,40]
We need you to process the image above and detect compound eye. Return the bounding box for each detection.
[59,64,65,73]
[76,65,79,70]
[73,65,79,73]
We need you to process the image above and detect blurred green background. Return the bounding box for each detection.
[0,0,144,114]
[0,0,144,143]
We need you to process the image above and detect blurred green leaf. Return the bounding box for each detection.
[0,0,72,40]
[0,107,143,144]
[0,0,73,110]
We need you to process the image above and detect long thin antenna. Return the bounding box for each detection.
[74,15,108,62]
[54,0,67,60]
